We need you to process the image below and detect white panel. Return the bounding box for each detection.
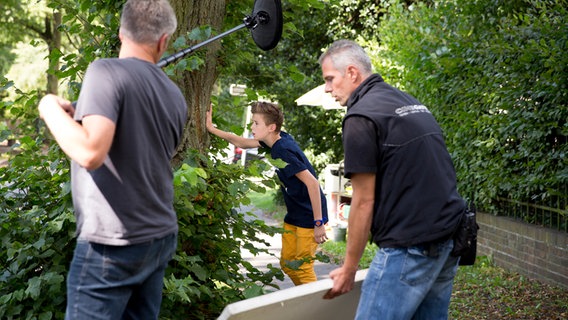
[218,269,368,320]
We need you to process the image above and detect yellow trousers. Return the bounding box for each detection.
[280,223,318,285]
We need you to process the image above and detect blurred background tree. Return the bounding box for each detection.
[1,0,566,318]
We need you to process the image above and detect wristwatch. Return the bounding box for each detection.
[314,219,324,227]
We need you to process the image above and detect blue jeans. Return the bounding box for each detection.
[65,233,177,320]
[356,239,459,320]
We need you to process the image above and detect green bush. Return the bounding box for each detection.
[0,86,73,319]
[377,0,567,223]
[161,149,285,319]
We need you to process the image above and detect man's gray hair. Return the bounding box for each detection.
[319,40,373,76]
[120,0,177,44]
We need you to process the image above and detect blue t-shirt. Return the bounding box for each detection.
[262,132,328,228]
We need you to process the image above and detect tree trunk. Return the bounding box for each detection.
[45,11,61,95]
[170,0,226,166]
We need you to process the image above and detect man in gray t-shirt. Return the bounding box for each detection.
[38,1,187,318]
[71,57,186,246]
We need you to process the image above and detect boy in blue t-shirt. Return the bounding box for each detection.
[206,101,328,285]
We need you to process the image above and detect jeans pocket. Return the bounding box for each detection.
[400,246,434,286]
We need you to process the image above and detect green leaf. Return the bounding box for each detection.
[188,26,212,41]
[242,284,264,299]
[189,265,208,281]
[25,277,41,300]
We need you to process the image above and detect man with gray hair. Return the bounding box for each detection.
[320,39,465,319]
[38,0,187,318]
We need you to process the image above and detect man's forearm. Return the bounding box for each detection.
[41,102,87,159]
[342,172,376,271]
[343,199,373,271]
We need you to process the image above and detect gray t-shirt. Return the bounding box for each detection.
[71,58,187,245]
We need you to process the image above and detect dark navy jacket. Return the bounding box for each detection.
[262,132,328,228]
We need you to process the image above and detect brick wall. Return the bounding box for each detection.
[477,212,568,289]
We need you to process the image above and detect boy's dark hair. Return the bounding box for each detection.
[251,101,284,132]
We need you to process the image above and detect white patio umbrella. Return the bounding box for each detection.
[295,84,343,110]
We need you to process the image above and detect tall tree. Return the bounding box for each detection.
[169,0,226,165]
[0,0,62,94]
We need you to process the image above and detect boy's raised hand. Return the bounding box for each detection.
[206,104,215,131]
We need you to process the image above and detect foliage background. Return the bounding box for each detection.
[375,0,567,228]
[1,0,566,319]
